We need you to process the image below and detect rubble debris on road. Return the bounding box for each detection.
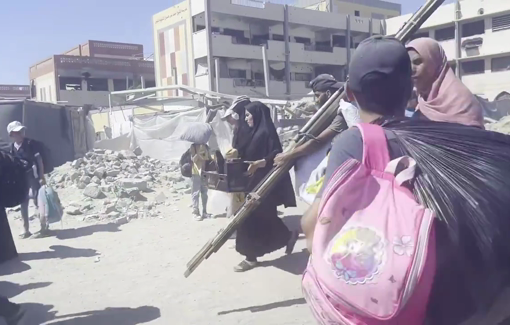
[48,149,192,224]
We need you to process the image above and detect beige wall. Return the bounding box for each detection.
[153,1,195,95]
[34,72,57,103]
[91,111,110,131]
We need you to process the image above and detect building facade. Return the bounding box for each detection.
[386,0,510,101]
[153,0,399,98]
[29,40,156,107]
[0,85,30,99]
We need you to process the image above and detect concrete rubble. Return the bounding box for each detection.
[49,149,192,224]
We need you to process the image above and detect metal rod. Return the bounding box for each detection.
[262,45,270,98]
[184,0,447,278]
[283,5,291,96]
[346,14,352,73]
[205,0,214,91]
[214,58,220,92]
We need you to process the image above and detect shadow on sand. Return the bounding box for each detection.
[0,281,52,299]
[0,258,31,276]
[19,245,98,261]
[53,223,122,240]
[259,249,309,275]
[217,298,306,315]
[22,305,161,325]
[282,215,303,234]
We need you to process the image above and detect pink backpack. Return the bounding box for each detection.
[302,123,436,325]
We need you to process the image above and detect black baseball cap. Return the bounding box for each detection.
[309,74,344,92]
[348,36,412,113]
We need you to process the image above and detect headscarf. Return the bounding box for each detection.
[309,74,344,92]
[407,38,484,128]
[231,99,252,158]
[244,102,296,208]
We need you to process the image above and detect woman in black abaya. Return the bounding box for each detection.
[234,101,298,272]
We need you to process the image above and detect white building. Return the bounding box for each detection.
[386,0,510,101]
[152,0,400,99]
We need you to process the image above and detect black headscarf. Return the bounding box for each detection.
[244,102,296,208]
[231,100,252,158]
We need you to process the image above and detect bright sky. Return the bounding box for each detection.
[0,0,454,84]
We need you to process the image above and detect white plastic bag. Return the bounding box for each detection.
[299,154,329,205]
[179,122,213,144]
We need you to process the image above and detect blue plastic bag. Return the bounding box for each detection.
[38,185,63,224]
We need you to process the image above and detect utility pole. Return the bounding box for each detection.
[454,0,462,79]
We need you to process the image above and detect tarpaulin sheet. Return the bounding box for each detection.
[96,108,233,163]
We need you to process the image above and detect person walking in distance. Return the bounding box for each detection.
[8,121,46,238]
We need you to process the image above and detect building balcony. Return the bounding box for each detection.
[211,34,268,60]
[218,78,266,95]
[267,40,348,65]
[193,30,208,59]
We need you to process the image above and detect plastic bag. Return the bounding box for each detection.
[38,184,63,224]
[385,119,510,311]
[299,153,329,205]
[179,122,213,144]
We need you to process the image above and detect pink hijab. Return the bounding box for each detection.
[407,38,484,128]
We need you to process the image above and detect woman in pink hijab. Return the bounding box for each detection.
[406,38,484,128]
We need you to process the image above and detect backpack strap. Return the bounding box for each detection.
[358,123,390,172]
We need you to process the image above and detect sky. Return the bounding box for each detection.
[0,0,454,84]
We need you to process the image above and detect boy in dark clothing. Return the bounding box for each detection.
[7,121,46,238]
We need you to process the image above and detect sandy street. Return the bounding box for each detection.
[0,193,314,325]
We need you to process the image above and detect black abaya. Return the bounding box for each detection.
[235,102,295,259]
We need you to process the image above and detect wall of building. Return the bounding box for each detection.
[153,0,195,97]
[334,0,400,19]
[34,72,57,103]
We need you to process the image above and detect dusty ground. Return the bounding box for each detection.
[0,192,314,325]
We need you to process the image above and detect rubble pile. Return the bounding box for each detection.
[50,149,191,224]
[277,126,300,150]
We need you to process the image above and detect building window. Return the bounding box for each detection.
[211,27,220,33]
[295,37,311,45]
[355,10,360,17]
[272,34,285,41]
[113,79,132,91]
[410,31,429,41]
[253,72,265,80]
[228,69,247,79]
[87,78,109,91]
[493,14,510,32]
[195,25,205,32]
[145,79,156,88]
[462,20,485,37]
[461,60,485,75]
[294,73,313,82]
[492,56,510,72]
[59,77,82,91]
[435,26,455,41]
[332,35,346,47]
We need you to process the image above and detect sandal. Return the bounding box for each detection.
[19,232,32,239]
[32,229,51,239]
[285,230,299,255]
[233,260,258,272]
